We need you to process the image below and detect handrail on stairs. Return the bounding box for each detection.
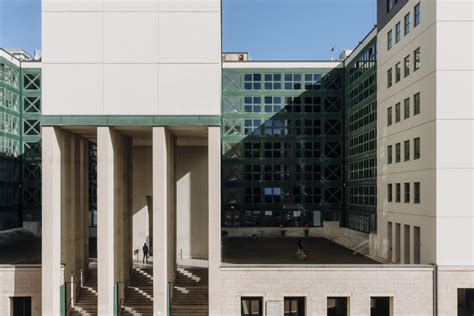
[352,240,369,255]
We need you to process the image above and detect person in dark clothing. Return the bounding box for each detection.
[296,239,305,260]
[142,243,149,264]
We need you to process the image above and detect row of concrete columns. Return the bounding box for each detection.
[42,126,221,315]
[42,127,90,314]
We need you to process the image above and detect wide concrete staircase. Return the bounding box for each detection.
[70,268,98,316]
[171,267,208,316]
[328,227,370,255]
[121,266,154,316]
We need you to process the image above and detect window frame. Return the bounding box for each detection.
[395,143,401,163]
[414,47,421,71]
[284,297,306,316]
[414,92,420,115]
[404,13,411,35]
[414,137,421,160]
[395,102,401,123]
[395,62,401,82]
[414,3,421,27]
[404,182,411,203]
[387,145,393,164]
[404,98,410,119]
[241,297,263,316]
[387,107,393,126]
[388,183,393,202]
[395,183,401,202]
[387,30,393,50]
[414,182,421,203]
[404,140,410,161]
[395,22,401,43]
[387,68,393,88]
[404,55,410,77]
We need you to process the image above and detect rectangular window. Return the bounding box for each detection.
[395,62,401,82]
[11,297,31,316]
[414,48,421,71]
[395,22,401,43]
[395,103,401,122]
[388,145,393,164]
[395,143,401,163]
[414,92,420,115]
[414,182,421,203]
[396,183,401,202]
[241,297,263,316]
[404,13,411,35]
[387,68,393,88]
[414,137,421,159]
[404,55,410,77]
[404,182,411,203]
[388,184,393,202]
[327,297,348,316]
[371,297,392,316]
[284,297,305,316]
[387,107,393,126]
[457,289,474,315]
[387,30,393,50]
[415,3,421,26]
[404,140,410,161]
[404,98,410,119]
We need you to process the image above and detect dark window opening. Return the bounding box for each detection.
[284,297,305,316]
[371,297,392,316]
[11,297,32,316]
[327,297,348,316]
[241,297,263,316]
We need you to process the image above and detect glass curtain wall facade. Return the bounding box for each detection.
[0,56,42,229]
[0,57,21,229]
[344,35,378,233]
[222,67,345,227]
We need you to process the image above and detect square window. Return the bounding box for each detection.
[284,297,305,316]
[241,297,263,316]
[327,297,348,316]
[371,297,392,316]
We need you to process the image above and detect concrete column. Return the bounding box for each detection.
[79,138,90,271]
[153,126,169,315]
[208,126,221,315]
[71,135,81,280]
[42,127,63,315]
[97,127,128,314]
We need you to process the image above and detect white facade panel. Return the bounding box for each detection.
[437,0,474,21]
[42,12,104,64]
[157,12,221,64]
[436,121,474,169]
[104,64,158,115]
[157,64,221,115]
[436,70,474,119]
[436,169,474,218]
[42,64,104,115]
[157,0,220,12]
[42,0,103,12]
[437,21,474,71]
[103,0,158,12]
[437,217,474,265]
[104,12,158,63]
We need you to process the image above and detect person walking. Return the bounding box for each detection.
[142,242,149,264]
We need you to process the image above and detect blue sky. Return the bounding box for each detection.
[0,0,376,60]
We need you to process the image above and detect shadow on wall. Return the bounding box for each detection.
[175,145,209,260]
[222,68,345,229]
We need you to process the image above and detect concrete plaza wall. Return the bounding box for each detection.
[0,266,41,316]
[218,265,434,316]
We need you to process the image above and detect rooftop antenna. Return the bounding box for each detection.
[330,46,338,61]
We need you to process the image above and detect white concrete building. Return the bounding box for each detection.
[0,0,472,315]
